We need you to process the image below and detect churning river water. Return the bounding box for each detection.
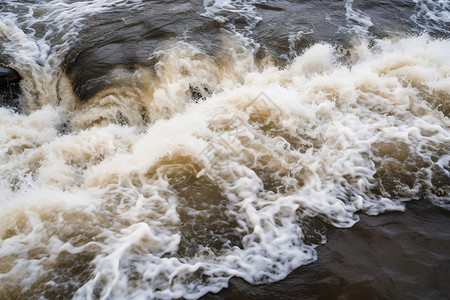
[0,1,449,299]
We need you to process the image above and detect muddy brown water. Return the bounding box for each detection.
[1,1,449,299]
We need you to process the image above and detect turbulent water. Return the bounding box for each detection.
[0,1,449,299]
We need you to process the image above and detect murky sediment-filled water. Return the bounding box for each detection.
[0,1,449,299]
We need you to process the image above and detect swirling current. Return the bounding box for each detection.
[0,1,449,299]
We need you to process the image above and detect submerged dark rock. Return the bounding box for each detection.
[0,66,20,85]
[0,66,22,112]
[189,84,211,103]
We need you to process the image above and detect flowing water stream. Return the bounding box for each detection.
[0,1,449,299]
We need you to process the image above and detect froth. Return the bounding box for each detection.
[1,35,450,299]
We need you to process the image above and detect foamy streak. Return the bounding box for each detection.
[343,0,373,36]
[200,0,266,51]
[1,36,449,299]
[202,0,263,31]
[411,0,450,34]
[287,29,314,58]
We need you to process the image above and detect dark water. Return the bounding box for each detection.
[202,200,450,299]
[0,1,449,299]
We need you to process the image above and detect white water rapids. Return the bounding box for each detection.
[0,1,449,299]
